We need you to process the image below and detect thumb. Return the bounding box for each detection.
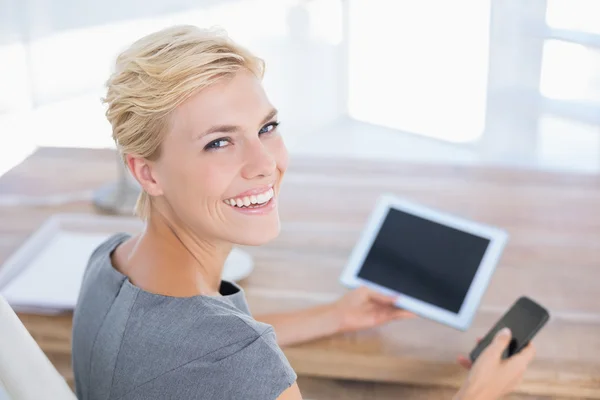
[487,327,512,358]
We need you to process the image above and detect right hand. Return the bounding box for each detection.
[454,327,536,400]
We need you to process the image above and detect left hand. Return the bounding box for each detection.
[333,286,416,333]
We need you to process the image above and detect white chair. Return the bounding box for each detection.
[0,295,76,400]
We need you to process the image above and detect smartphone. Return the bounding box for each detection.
[469,296,549,362]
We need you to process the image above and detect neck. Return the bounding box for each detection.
[126,206,232,297]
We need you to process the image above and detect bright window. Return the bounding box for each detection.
[540,40,600,104]
[546,0,600,34]
[347,0,491,143]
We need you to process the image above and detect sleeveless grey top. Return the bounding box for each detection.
[72,233,296,400]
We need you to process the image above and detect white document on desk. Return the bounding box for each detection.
[0,212,252,314]
[0,231,111,314]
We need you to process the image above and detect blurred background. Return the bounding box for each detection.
[1,0,599,178]
[1,1,600,398]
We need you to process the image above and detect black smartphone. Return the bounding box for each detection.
[469,296,549,362]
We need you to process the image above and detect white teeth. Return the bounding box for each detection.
[225,187,275,207]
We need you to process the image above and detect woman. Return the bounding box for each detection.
[72,25,536,400]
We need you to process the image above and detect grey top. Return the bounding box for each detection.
[72,233,296,400]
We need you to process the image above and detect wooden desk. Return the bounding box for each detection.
[1,147,599,399]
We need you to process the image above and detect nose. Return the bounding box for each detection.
[241,139,277,180]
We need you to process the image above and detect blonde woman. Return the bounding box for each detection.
[72,26,536,400]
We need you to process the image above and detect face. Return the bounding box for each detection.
[131,69,289,246]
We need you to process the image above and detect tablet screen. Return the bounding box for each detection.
[357,208,491,314]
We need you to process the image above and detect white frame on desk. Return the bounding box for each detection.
[0,213,255,313]
[339,193,509,331]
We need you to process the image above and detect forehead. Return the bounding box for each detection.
[172,69,271,133]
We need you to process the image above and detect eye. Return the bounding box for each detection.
[204,138,231,151]
[259,121,280,135]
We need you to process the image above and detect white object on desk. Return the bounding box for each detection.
[1,231,110,311]
[0,213,254,314]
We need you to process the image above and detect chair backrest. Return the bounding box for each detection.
[0,295,76,400]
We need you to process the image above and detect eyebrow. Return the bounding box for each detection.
[199,108,279,137]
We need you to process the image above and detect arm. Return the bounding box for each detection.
[277,382,303,400]
[255,287,415,347]
[255,303,341,347]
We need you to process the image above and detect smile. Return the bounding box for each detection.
[224,187,274,208]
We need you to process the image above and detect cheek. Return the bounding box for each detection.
[179,157,238,207]
[272,136,289,173]
[158,154,229,207]
[200,162,233,200]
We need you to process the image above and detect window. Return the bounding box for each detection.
[540,40,600,104]
[545,0,600,35]
[346,0,491,143]
[345,0,600,171]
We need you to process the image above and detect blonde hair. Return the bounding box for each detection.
[103,25,265,219]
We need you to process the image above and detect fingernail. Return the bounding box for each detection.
[498,327,511,337]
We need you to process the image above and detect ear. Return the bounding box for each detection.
[125,154,164,197]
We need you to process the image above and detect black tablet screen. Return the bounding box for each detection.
[357,208,491,313]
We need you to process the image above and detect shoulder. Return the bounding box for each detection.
[200,324,297,398]
[75,232,132,312]
[82,232,130,281]
[89,232,132,266]
[120,292,277,363]
[112,297,296,399]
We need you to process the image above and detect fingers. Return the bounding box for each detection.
[456,337,482,370]
[457,355,473,370]
[509,342,536,366]
[359,287,412,314]
[367,305,415,326]
[501,343,535,389]
[486,327,512,358]
[396,309,417,318]
[378,307,415,323]
[367,288,399,305]
[364,287,416,320]
[389,308,416,320]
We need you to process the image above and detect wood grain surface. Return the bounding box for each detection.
[0,147,599,399]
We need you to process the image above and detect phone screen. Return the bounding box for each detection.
[470,297,549,361]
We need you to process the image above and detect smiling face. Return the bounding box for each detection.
[129,68,288,246]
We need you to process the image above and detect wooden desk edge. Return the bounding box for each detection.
[284,348,600,399]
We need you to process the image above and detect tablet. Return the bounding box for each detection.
[339,194,509,331]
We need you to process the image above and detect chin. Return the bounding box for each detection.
[233,231,279,246]
[231,221,281,246]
